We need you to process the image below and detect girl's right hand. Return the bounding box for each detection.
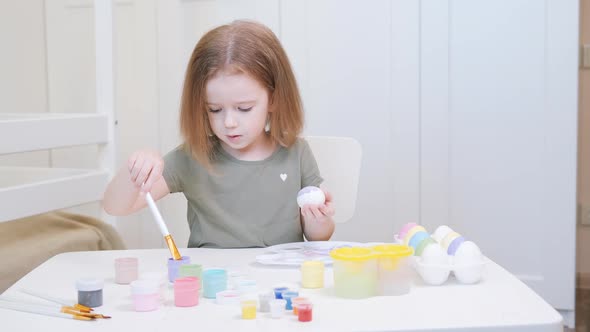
[127,149,164,193]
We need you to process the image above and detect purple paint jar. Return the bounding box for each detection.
[167,256,191,283]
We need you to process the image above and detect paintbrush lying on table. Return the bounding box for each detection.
[0,299,110,320]
[19,288,93,312]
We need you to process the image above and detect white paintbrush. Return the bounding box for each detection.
[144,192,182,260]
[0,300,95,321]
[19,288,92,312]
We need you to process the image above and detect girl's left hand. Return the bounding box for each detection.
[301,190,335,223]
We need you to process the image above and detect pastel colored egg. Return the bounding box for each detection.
[441,231,461,250]
[408,231,430,250]
[415,237,436,256]
[398,223,417,240]
[447,236,465,256]
[404,226,427,245]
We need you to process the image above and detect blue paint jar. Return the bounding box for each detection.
[273,287,288,299]
[202,269,227,299]
[281,291,299,310]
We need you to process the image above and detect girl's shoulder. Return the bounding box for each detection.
[164,144,205,169]
[288,137,311,151]
[283,137,315,160]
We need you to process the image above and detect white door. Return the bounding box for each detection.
[419,0,577,313]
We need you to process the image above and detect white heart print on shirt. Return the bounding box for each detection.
[280,173,288,182]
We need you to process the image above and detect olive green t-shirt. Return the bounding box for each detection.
[162,138,323,248]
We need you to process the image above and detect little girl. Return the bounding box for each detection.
[103,20,335,248]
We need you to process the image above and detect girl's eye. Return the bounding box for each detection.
[208,108,222,113]
[238,107,253,112]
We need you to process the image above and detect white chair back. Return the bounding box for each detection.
[305,136,362,224]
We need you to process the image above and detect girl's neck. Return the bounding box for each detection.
[220,133,277,161]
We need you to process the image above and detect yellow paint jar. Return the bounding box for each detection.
[301,261,325,289]
[241,300,257,319]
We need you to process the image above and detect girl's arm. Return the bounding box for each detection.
[102,149,170,216]
[300,187,335,241]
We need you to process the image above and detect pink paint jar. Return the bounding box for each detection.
[130,279,159,312]
[174,277,200,307]
[139,271,167,303]
[114,257,138,284]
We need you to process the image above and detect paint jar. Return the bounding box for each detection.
[139,271,167,302]
[330,247,378,299]
[167,256,191,283]
[114,257,138,284]
[301,261,324,288]
[130,279,159,312]
[228,269,249,290]
[281,290,299,310]
[235,279,257,294]
[241,299,257,319]
[373,244,414,296]
[297,302,313,322]
[291,297,309,315]
[76,278,103,308]
[179,264,203,290]
[258,292,273,312]
[273,286,288,299]
[202,269,227,299]
[174,277,200,307]
[215,290,241,306]
[269,299,286,318]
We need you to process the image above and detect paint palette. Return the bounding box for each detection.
[255,241,363,266]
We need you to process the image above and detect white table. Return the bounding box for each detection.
[0,248,563,332]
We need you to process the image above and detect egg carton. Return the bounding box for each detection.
[394,233,486,285]
[413,255,486,285]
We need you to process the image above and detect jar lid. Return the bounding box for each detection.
[371,244,414,258]
[130,279,159,295]
[114,257,138,266]
[76,278,104,291]
[330,247,376,261]
[215,290,241,305]
[301,261,325,269]
[174,276,201,290]
[140,271,166,283]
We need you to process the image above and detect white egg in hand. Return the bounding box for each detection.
[297,186,326,208]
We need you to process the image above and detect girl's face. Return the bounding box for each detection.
[206,69,271,157]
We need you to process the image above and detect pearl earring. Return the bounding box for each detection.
[264,117,271,132]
